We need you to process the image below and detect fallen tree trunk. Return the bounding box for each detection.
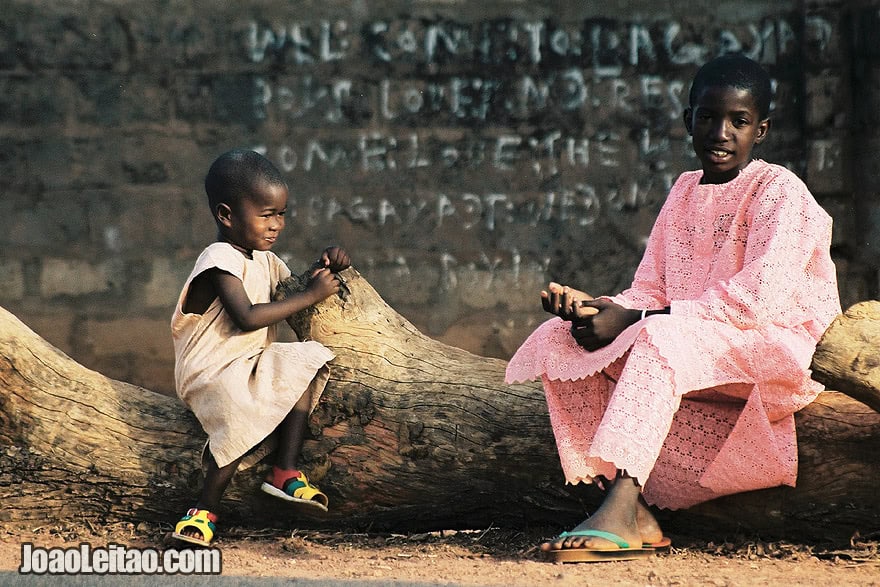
[810,300,880,413]
[1,269,879,542]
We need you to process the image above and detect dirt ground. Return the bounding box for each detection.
[2,521,879,586]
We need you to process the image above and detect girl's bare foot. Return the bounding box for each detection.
[541,477,646,551]
[636,498,664,545]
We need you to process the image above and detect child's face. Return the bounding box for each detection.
[219,181,288,253]
[684,85,770,184]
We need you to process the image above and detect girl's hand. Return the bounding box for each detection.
[320,246,350,273]
[305,267,341,303]
[541,282,598,320]
[569,299,640,351]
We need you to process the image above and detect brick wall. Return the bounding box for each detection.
[0,0,875,395]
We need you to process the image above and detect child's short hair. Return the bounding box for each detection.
[689,54,773,119]
[204,149,287,214]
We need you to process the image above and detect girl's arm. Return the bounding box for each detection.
[212,267,340,332]
[570,300,669,351]
[540,281,669,352]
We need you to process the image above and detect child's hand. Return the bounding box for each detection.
[541,282,598,320]
[320,246,350,273]
[305,267,341,303]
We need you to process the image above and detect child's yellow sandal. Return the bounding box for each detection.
[261,470,329,512]
[172,508,218,546]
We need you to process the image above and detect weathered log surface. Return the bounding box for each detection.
[1,269,879,542]
[811,300,880,413]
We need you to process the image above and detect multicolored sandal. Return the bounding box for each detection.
[171,508,218,547]
[260,468,329,512]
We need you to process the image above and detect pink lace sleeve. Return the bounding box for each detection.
[612,201,672,310]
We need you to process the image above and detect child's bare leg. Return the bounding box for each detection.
[198,453,242,511]
[274,388,313,470]
[261,383,328,510]
[178,451,242,540]
[541,472,655,551]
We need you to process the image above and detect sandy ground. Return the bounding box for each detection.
[2,521,880,586]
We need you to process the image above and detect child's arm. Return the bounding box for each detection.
[211,267,340,332]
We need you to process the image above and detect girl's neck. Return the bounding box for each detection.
[700,159,752,185]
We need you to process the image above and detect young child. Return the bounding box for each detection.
[171,149,350,546]
[505,54,841,562]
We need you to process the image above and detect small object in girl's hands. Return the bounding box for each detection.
[336,273,351,301]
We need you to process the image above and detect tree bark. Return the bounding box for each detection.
[1,269,879,542]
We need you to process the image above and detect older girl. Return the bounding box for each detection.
[506,55,840,562]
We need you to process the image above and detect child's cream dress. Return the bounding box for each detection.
[172,242,334,469]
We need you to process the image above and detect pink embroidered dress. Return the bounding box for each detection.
[172,242,335,470]
[505,160,841,510]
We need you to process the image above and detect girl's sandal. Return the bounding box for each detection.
[172,508,218,547]
[260,469,329,512]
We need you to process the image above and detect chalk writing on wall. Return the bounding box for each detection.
[235,14,832,274]
[253,130,682,174]
[245,18,809,68]
[276,184,666,231]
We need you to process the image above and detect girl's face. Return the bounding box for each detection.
[684,85,770,184]
[218,181,288,254]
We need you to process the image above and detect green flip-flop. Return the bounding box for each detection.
[546,529,663,563]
